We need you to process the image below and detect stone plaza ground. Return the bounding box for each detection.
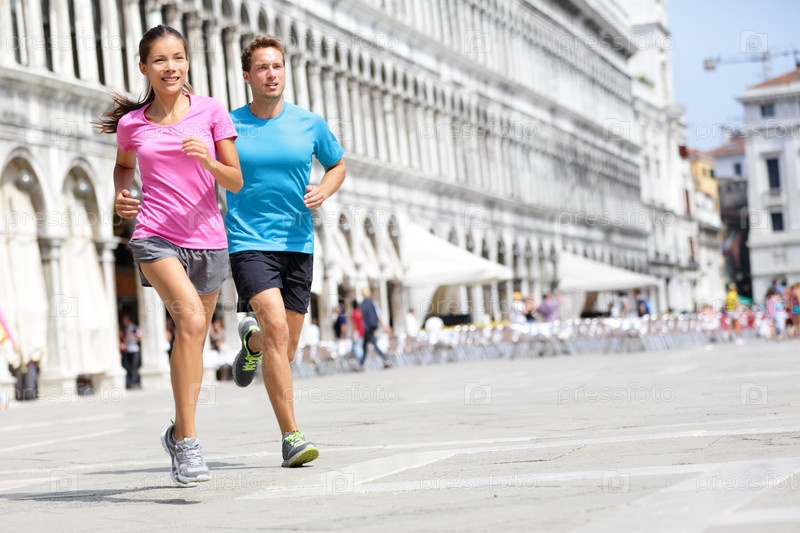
[2,338,800,532]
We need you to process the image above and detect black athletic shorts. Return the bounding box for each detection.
[229,250,313,314]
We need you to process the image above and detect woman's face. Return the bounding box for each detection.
[139,35,188,97]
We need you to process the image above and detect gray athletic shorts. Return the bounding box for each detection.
[129,236,228,295]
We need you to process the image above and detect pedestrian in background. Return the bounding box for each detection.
[351,299,364,362]
[359,287,392,368]
[120,314,141,390]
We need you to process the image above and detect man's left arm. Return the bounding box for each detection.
[304,158,346,209]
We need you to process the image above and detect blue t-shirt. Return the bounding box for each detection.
[226,102,344,253]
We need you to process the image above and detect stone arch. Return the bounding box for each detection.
[289,22,301,54]
[62,159,105,240]
[465,231,476,253]
[221,0,234,21]
[447,227,459,246]
[369,58,378,83]
[274,17,285,42]
[305,29,318,59]
[240,3,250,29]
[1,150,50,219]
[257,9,268,33]
[338,212,353,251]
[497,237,507,265]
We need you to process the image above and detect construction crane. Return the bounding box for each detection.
[704,49,800,81]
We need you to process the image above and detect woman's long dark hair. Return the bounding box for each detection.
[94,25,193,134]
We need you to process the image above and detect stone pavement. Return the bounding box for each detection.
[2,339,800,532]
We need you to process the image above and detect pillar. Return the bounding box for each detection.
[37,238,74,392]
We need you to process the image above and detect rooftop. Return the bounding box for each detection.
[748,66,800,89]
[708,135,745,156]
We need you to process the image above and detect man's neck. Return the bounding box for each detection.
[249,97,284,119]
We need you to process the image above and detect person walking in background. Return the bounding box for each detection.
[404,308,420,338]
[226,35,345,467]
[333,304,349,358]
[524,297,537,323]
[120,314,142,389]
[95,25,242,487]
[765,288,787,341]
[351,299,364,363]
[789,283,800,338]
[633,289,652,317]
[537,291,561,323]
[359,287,392,368]
[510,292,527,324]
[725,282,743,344]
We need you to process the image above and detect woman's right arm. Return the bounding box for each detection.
[114,149,140,219]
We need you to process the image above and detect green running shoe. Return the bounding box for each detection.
[233,316,262,387]
[282,430,319,467]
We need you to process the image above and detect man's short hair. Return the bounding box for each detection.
[241,35,285,71]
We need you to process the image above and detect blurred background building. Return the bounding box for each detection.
[738,66,800,300]
[710,133,751,300]
[0,0,723,394]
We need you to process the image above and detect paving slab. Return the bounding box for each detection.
[2,340,800,532]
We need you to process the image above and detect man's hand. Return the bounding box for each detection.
[304,184,327,209]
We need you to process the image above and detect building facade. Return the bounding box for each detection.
[739,67,800,301]
[710,134,752,299]
[687,148,725,304]
[620,0,700,313]
[0,0,707,394]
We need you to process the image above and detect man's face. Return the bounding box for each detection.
[244,47,286,101]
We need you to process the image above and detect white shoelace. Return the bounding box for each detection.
[176,440,206,467]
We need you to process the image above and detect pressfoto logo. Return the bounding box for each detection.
[464,382,492,405]
[740,383,768,405]
[558,31,674,53]
[51,118,78,141]
[50,470,79,493]
[286,32,400,53]
[328,119,354,142]
[463,30,492,54]
[602,471,629,493]
[189,383,217,406]
[464,206,492,230]
[6,32,123,53]
[740,30,768,53]
[602,119,630,141]
[325,470,355,493]
[51,295,78,318]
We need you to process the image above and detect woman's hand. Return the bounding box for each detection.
[115,189,140,219]
[182,137,213,170]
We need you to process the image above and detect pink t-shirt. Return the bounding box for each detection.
[116,94,236,249]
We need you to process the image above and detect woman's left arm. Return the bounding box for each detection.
[182,136,243,193]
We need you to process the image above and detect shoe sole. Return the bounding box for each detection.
[160,429,209,487]
[282,446,320,467]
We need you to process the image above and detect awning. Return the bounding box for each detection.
[358,234,382,279]
[400,221,513,287]
[378,233,404,281]
[557,251,659,292]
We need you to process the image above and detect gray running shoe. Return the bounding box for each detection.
[232,316,262,387]
[160,423,211,487]
[282,430,319,467]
